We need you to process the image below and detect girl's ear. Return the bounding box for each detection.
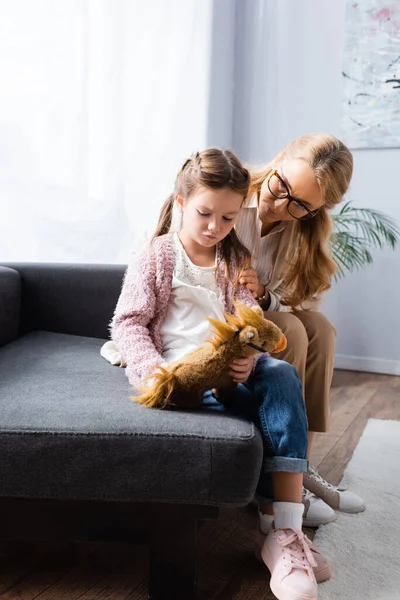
[176,194,185,212]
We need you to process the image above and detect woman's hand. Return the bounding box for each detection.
[229,357,254,383]
[239,268,265,298]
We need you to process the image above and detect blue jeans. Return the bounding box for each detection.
[202,355,309,501]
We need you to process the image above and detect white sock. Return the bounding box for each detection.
[273,501,304,530]
[258,510,274,534]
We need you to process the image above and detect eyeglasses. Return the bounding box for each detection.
[267,170,320,220]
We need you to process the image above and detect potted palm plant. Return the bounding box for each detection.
[331,201,400,279]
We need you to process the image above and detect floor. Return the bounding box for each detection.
[1,370,399,600]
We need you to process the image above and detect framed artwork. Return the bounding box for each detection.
[341,1,400,149]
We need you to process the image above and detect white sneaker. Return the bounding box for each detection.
[255,489,337,528]
[304,466,365,513]
[302,488,337,527]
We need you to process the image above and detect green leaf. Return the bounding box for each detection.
[331,202,399,278]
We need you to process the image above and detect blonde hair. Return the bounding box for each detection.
[154,148,252,282]
[249,133,354,308]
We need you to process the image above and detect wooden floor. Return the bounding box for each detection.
[1,370,399,600]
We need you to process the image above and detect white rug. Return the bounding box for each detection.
[314,419,400,600]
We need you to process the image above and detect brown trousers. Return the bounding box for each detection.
[263,311,336,433]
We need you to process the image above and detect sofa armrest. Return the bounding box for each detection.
[0,267,21,346]
[0,263,126,340]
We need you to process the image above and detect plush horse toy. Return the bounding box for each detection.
[134,302,287,409]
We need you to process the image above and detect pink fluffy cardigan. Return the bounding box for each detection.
[111,232,257,386]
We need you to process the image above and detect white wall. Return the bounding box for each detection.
[234,0,346,159]
[233,0,400,374]
[322,150,400,374]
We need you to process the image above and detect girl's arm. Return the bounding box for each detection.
[111,245,165,381]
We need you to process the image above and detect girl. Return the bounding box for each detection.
[236,133,365,524]
[112,148,327,600]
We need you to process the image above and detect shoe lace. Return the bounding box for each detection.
[275,528,317,574]
[308,466,338,496]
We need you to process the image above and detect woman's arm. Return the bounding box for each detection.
[112,245,165,380]
[249,279,318,312]
[239,268,287,311]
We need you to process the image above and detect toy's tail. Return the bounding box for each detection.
[133,367,176,409]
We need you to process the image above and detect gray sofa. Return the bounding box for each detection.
[0,263,264,599]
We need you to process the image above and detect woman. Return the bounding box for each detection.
[236,133,365,529]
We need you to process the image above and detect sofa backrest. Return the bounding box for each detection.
[0,266,21,346]
[0,263,126,340]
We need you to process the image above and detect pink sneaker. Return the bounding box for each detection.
[261,527,318,600]
[254,523,331,583]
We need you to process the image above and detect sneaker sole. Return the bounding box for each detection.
[302,512,338,527]
[261,545,318,600]
[336,505,366,514]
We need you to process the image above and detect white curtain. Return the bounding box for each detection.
[0,0,217,263]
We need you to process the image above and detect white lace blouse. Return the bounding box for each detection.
[160,233,226,363]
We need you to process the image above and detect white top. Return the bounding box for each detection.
[234,194,292,311]
[160,233,226,363]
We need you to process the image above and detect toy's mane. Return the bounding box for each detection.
[207,303,264,350]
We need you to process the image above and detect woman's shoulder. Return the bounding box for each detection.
[262,221,293,247]
[280,220,293,242]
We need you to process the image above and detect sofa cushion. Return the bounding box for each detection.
[0,332,263,506]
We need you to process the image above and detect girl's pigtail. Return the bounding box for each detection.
[153,194,175,239]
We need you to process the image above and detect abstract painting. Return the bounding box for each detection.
[341,1,400,148]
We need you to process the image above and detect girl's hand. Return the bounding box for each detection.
[239,268,265,298]
[229,357,254,383]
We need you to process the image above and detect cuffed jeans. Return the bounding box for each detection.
[202,355,308,501]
